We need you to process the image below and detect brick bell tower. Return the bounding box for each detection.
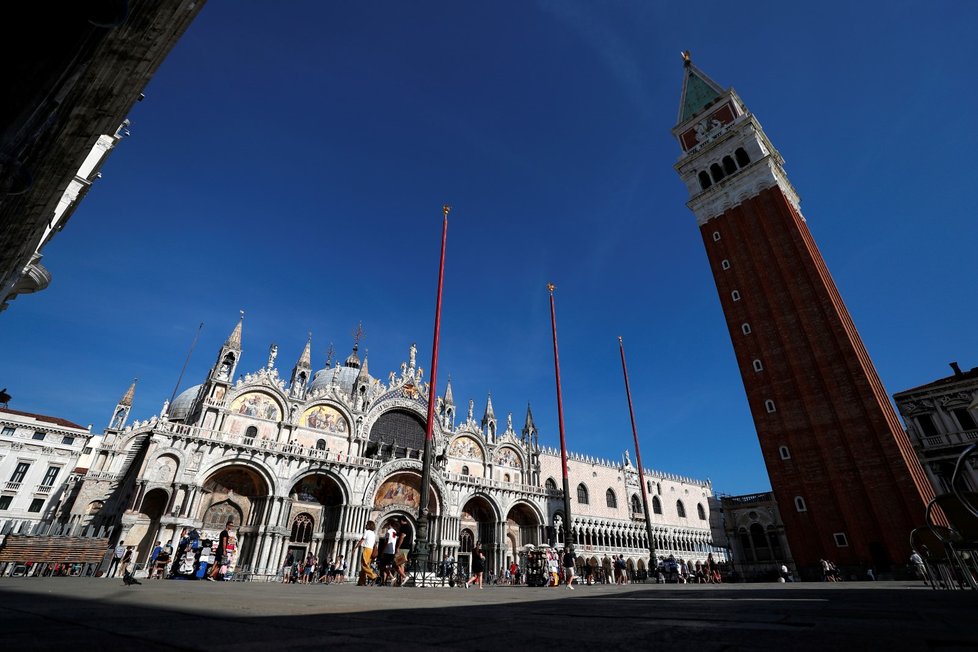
[671,53,934,576]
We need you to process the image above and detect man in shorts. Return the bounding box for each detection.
[207,520,233,581]
[563,547,577,589]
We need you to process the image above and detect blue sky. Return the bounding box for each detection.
[4,1,977,496]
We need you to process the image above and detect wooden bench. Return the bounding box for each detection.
[0,535,110,569]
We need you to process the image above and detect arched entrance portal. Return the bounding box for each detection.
[199,465,271,572]
[288,473,345,562]
[132,488,169,564]
[460,495,497,576]
[505,503,541,567]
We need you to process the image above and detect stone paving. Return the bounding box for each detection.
[1,578,975,651]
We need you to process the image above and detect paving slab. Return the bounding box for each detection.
[1,578,975,651]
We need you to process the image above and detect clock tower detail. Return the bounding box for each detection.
[672,54,934,576]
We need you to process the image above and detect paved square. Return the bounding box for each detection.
[1,579,976,650]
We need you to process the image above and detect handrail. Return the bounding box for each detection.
[951,443,978,520]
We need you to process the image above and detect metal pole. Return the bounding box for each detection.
[169,322,204,407]
[547,283,574,552]
[414,204,450,574]
[618,336,657,569]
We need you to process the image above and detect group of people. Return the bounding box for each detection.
[819,558,842,581]
[356,518,413,586]
[281,550,347,584]
[657,553,723,584]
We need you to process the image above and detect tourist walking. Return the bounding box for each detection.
[380,521,398,585]
[107,542,125,578]
[207,520,234,581]
[120,545,134,578]
[563,547,577,590]
[465,542,485,589]
[357,520,378,586]
[283,550,295,583]
[910,550,926,582]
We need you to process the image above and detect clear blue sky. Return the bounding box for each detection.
[4,1,977,495]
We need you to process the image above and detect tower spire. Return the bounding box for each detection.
[676,50,725,125]
[226,310,244,349]
[108,378,137,430]
[290,332,313,399]
[120,378,137,406]
[444,375,455,406]
[482,393,497,440]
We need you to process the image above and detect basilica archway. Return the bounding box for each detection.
[460,494,499,575]
[288,472,346,561]
[505,502,542,566]
[199,464,271,569]
[132,488,169,564]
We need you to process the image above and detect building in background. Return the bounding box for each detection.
[64,317,725,579]
[715,491,793,582]
[0,407,93,538]
[0,1,205,311]
[894,362,978,494]
[671,54,934,578]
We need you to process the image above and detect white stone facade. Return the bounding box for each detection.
[0,408,92,537]
[66,320,723,578]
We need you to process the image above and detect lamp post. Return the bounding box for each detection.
[413,204,450,575]
[618,336,657,568]
[547,283,574,552]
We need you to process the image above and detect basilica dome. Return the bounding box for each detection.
[308,365,363,395]
[168,384,201,421]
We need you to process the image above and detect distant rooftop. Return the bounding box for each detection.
[0,407,86,431]
[894,362,978,397]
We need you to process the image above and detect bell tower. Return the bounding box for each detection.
[672,53,934,575]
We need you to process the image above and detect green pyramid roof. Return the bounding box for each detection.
[677,57,725,124]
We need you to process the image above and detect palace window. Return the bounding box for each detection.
[504,473,511,482]
[461,465,470,476]
[779,445,791,460]
[316,439,326,450]
[722,156,737,175]
[742,323,752,335]
[676,500,687,518]
[10,462,30,483]
[41,466,59,487]
[545,477,557,492]
[0,496,11,510]
[916,414,940,438]
[712,231,721,242]
[952,408,977,431]
[28,498,44,513]
[577,483,589,505]
[710,163,725,183]
[290,513,314,543]
[833,532,849,547]
[657,482,662,496]
[735,147,751,167]
[765,399,777,413]
[731,290,741,301]
[753,359,763,372]
[244,426,257,444]
[721,259,730,270]
[1,427,15,436]
[697,503,706,520]
[698,171,712,190]
[61,436,75,446]
[606,488,617,509]
[631,495,642,513]
[32,432,45,441]
[794,496,807,512]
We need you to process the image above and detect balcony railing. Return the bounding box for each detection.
[35,484,53,495]
[157,420,384,470]
[5,481,22,491]
[920,429,978,450]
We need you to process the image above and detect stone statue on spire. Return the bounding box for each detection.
[267,343,278,369]
[409,342,417,369]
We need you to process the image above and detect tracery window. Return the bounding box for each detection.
[290,513,314,543]
[577,483,589,505]
[606,488,617,509]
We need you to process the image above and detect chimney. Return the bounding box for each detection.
[950,362,963,376]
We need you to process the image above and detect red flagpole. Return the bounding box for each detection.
[414,204,450,572]
[619,336,657,566]
[548,283,574,552]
